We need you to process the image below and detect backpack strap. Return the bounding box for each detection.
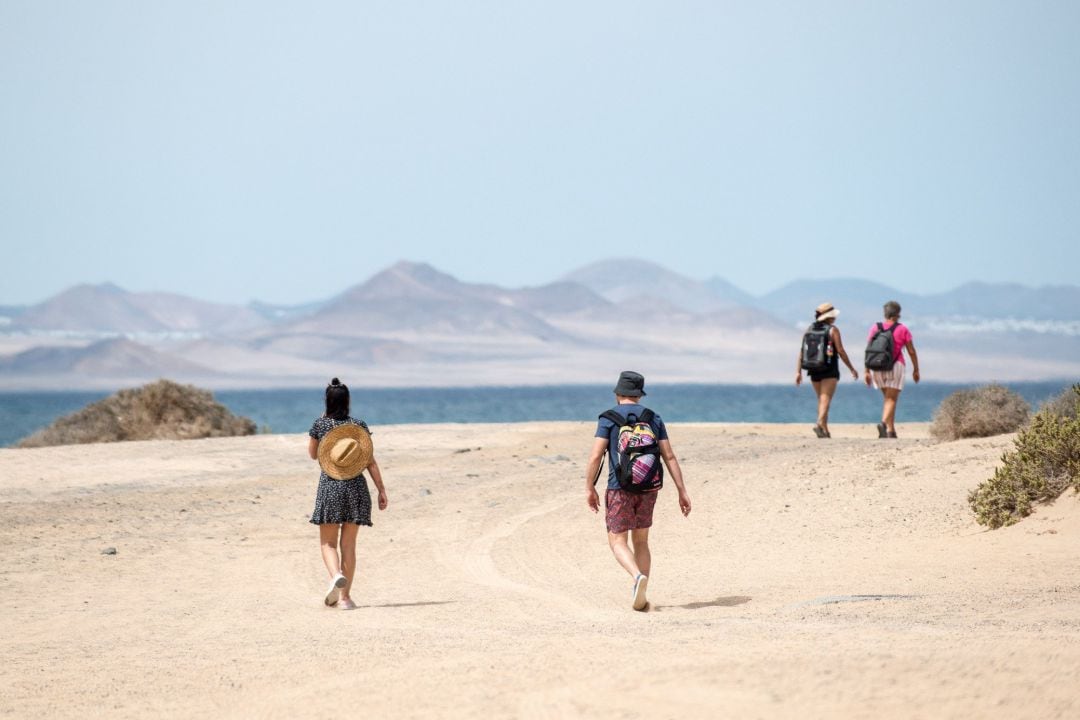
[599,409,625,426]
[592,454,606,487]
[600,408,655,426]
[593,410,622,487]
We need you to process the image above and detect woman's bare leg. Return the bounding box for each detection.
[815,378,838,433]
[319,523,342,578]
[338,523,360,601]
[882,388,901,433]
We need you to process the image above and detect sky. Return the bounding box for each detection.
[1,1,1078,306]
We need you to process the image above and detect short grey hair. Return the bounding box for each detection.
[883,300,901,319]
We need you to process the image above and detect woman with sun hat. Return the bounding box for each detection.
[795,302,860,437]
[307,378,388,610]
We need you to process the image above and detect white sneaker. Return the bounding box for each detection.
[324,573,346,606]
[632,573,649,611]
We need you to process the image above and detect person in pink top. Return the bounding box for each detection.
[864,300,921,438]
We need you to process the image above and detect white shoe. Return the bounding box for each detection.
[632,573,649,611]
[324,573,346,606]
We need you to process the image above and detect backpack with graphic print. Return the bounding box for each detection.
[599,408,664,494]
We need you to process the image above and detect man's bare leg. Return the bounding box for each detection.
[630,528,651,578]
[608,531,642,578]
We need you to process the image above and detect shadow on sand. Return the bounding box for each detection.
[652,595,752,611]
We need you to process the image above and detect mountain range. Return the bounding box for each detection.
[1,260,1078,389]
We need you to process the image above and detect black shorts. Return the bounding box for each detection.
[809,369,840,382]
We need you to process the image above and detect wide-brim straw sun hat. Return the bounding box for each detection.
[815,302,840,321]
[317,423,374,480]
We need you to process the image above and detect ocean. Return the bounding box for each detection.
[0,381,1073,448]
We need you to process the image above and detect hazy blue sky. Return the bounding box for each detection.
[2,2,1078,305]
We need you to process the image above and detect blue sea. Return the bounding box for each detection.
[0,381,1074,448]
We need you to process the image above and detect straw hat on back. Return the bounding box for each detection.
[317,423,374,480]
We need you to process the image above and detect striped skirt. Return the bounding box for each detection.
[871,361,906,391]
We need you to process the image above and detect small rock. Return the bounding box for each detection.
[454,448,472,454]
[101,547,118,555]
[420,488,433,496]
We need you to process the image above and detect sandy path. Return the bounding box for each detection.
[1,422,1078,719]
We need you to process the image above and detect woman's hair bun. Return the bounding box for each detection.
[330,377,340,386]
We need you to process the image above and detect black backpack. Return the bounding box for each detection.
[594,408,664,494]
[800,322,833,371]
[865,322,898,371]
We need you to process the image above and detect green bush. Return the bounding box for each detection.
[968,384,1080,528]
[930,384,1030,441]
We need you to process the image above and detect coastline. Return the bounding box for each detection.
[2,380,1073,449]
[2,422,1078,718]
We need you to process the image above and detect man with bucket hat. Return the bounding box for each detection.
[585,371,691,611]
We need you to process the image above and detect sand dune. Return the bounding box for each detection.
[1,423,1078,719]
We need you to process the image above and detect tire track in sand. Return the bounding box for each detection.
[459,496,608,621]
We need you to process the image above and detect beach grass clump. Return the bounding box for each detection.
[930,384,1030,441]
[17,379,256,448]
[968,384,1080,529]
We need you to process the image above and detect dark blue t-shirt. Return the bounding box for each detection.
[594,403,668,491]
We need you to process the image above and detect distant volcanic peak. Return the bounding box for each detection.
[564,258,675,283]
[509,281,613,314]
[0,337,215,377]
[63,281,127,295]
[347,261,467,301]
[71,338,215,375]
[60,282,130,302]
[16,283,167,333]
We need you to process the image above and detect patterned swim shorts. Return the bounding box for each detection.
[605,489,659,534]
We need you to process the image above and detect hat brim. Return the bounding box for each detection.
[613,387,646,397]
[317,423,374,480]
[817,309,840,321]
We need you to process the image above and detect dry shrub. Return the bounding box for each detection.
[1041,384,1080,421]
[17,379,256,448]
[968,384,1080,529]
[930,384,1030,441]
